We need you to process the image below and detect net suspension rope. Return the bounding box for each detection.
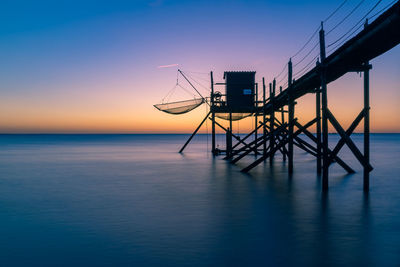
[154,69,210,115]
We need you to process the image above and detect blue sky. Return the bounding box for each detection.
[0,0,399,132]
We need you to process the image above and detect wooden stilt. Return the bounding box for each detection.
[254,83,258,155]
[364,20,371,192]
[288,59,294,174]
[228,112,233,156]
[179,111,212,153]
[319,23,329,191]
[270,81,275,164]
[316,86,322,174]
[364,62,370,191]
[235,123,288,166]
[280,86,286,161]
[211,71,216,155]
[226,127,232,158]
[212,118,249,149]
[263,78,267,157]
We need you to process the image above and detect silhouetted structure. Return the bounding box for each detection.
[158,1,400,192]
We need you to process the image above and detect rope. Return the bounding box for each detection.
[326,0,366,36]
[292,25,321,59]
[160,70,198,103]
[177,84,197,98]
[287,0,348,60]
[368,0,397,20]
[324,0,348,23]
[327,22,364,54]
[272,0,387,90]
[189,73,211,85]
[293,42,319,68]
[294,54,319,80]
[327,0,383,48]
[273,0,348,83]
[183,72,211,94]
[184,70,209,75]
[161,84,178,103]
[274,63,287,80]
[277,72,288,87]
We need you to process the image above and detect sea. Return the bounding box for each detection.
[0,133,399,266]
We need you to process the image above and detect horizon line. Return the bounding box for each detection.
[1,132,400,135]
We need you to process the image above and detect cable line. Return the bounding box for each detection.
[368,0,397,20]
[184,72,211,93]
[328,0,383,48]
[294,55,319,79]
[324,0,348,23]
[294,42,319,68]
[274,0,348,79]
[291,25,321,59]
[326,0,366,36]
[275,64,287,80]
[277,72,288,86]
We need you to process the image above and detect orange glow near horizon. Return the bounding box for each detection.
[1,71,399,134]
[1,1,399,134]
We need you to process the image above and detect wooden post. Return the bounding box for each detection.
[226,127,232,158]
[316,85,322,174]
[288,59,294,174]
[179,111,212,153]
[211,71,216,155]
[270,81,275,164]
[364,21,371,191]
[263,78,267,157]
[319,22,329,191]
[363,66,370,191]
[254,83,258,155]
[229,112,233,156]
[280,86,286,161]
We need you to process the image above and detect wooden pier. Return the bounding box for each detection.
[179,1,400,191]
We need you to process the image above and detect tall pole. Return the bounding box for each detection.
[319,22,329,191]
[263,78,267,157]
[363,20,370,192]
[316,84,322,174]
[229,112,233,155]
[211,71,216,155]
[270,81,275,164]
[226,127,232,158]
[363,63,370,191]
[178,69,207,104]
[280,86,286,161]
[254,83,258,155]
[288,59,294,174]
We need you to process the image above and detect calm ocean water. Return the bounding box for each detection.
[0,134,399,266]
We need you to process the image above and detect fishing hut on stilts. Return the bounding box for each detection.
[154,70,282,158]
[154,1,400,192]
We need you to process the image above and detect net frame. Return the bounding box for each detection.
[154,98,205,115]
[215,113,253,121]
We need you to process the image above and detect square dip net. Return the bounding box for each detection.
[154,98,205,115]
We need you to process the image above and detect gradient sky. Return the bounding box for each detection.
[0,0,399,133]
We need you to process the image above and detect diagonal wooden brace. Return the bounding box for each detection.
[179,111,211,153]
[326,109,373,172]
[211,118,249,149]
[294,120,355,173]
[241,119,298,172]
[230,129,274,163]
[328,108,367,165]
[241,125,293,172]
[231,120,265,151]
